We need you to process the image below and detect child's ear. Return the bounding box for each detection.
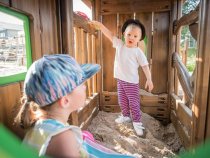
[58,96,70,108]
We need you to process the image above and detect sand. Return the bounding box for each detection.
[87,111,183,158]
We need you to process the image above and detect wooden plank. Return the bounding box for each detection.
[102,14,117,91]
[11,0,42,60]
[101,0,171,14]
[102,91,118,105]
[60,0,74,55]
[74,27,82,62]
[73,12,97,35]
[171,93,192,133]
[102,104,121,113]
[81,30,87,64]
[136,13,153,90]
[78,94,99,125]
[81,106,99,130]
[0,83,25,139]
[206,88,210,138]
[176,102,192,133]
[171,110,190,148]
[173,5,199,35]
[136,13,153,59]
[174,0,182,95]
[168,0,178,96]
[192,0,210,145]
[39,0,59,55]
[92,35,97,93]
[87,33,93,96]
[70,111,79,126]
[152,12,169,93]
[102,91,168,106]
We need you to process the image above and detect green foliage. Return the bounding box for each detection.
[180,1,199,73]
[182,0,200,15]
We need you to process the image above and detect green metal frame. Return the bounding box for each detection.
[0,5,32,85]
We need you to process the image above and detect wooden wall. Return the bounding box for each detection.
[101,0,170,94]
[0,0,74,138]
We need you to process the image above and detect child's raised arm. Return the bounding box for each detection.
[89,21,114,42]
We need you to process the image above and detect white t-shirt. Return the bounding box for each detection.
[112,36,148,84]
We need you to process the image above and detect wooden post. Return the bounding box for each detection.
[168,0,178,96]
[192,0,210,146]
[60,0,74,55]
[174,0,182,96]
[94,0,103,107]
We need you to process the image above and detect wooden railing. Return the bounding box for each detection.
[69,13,100,128]
[171,52,194,148]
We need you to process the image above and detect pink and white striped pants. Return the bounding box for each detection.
[117,79,141,122]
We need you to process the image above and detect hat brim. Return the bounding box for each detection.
[80,63,101,83]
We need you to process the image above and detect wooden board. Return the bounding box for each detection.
[102,14,117,91]
[78,94,99,125]
[171,110,190,148]
[192,0,210,145]
[101,91,169,122]
[60,0,74,55]
[39,0,59,54]
[101,0,171,14]
[69,94,99,128]
[206,87,210,138]
[0,83,25,139]
[152,12,169,93]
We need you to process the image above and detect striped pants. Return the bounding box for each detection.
[117,79,141,122]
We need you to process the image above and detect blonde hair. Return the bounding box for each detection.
[14,95,49,129]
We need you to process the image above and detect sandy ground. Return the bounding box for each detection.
[87,111,183,158]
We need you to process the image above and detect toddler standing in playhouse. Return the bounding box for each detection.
[90,19,154,137]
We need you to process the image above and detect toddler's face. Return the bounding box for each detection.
[124,26,141,48]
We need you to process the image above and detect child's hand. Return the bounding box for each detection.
[89,21,101,30]
[145,80,154,92]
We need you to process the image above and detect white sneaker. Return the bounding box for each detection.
[133,122,145,137]
[115,115,131,124]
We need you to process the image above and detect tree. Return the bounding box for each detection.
[182,0,200,15]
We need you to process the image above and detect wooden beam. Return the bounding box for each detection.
[101,0,171,14]
[171,93,192,134]
[73,13,97,35]
[173,4,199,35]
[171,110,190,148]
[192,0,210,145]
[60,0,74,55]
[172,52,193,103]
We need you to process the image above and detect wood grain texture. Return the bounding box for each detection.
[152,12,169,93]
[102,14,117,91]
[0,83,25,139]
[136,13,153,90]
[39,0,59,54]
[101,0,171,14]
[192,0,210,145]
[60,0,74,55]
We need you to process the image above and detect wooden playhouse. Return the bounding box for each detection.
[0,0,210,155]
